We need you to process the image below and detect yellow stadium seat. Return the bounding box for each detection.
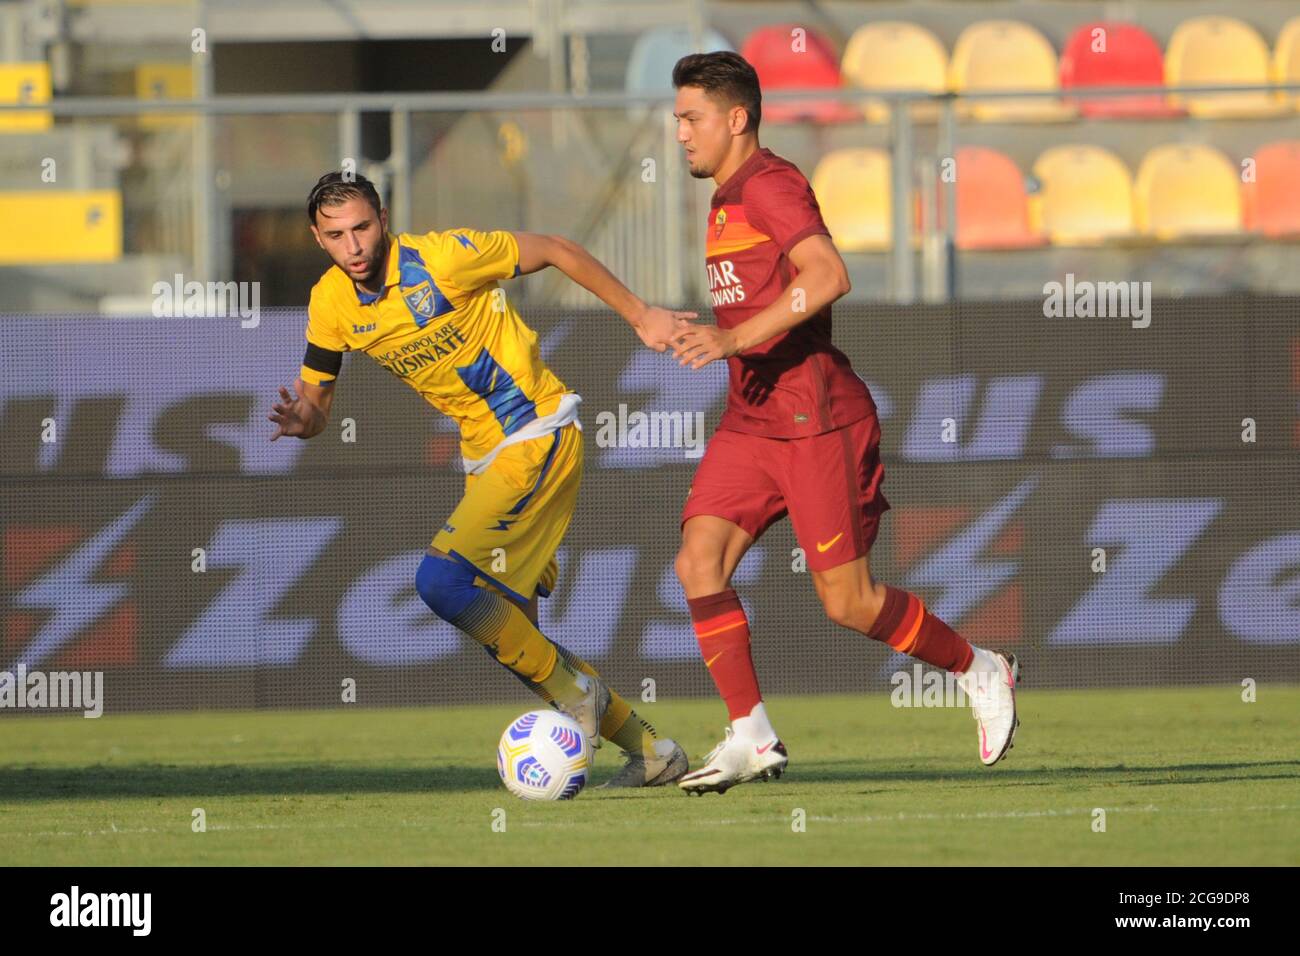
[1165,16,1285,117]
[810,148,892,251]
[0,63,52,133]
[1029,145,1133,244]
[135,63,195,129]
[948,20,1075,121]
[841,21,947,123]
[1133,144,1241,239]
[1032,145,1135,245]
[0,191,123,264]
[1273,17,1300,110]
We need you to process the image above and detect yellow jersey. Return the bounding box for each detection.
[300,229,571,461]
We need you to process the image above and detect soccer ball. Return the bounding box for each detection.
[496,709,592,801]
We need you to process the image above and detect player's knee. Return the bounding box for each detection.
[675,546,724,593]
[820,588,858,629]
[415,554,481,623]
[820,581,885,631]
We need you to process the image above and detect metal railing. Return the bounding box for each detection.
[3,82,1299,303]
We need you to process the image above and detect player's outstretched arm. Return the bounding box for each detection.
[513,232,695,352]
[671,234,850,369]
[268,378,334,441]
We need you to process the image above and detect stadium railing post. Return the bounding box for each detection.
[890,96,916,304]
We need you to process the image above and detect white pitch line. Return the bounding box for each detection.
[516,803,1299,828]
[805,803,1299,824]
[1,803,1294,839]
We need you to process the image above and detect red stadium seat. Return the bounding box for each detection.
[1059,22,1181,117]
[951,147,1045,250]
[1241,141,1300,237]
[740,24,858,124]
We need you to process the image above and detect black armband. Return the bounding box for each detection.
[303,342,344,378]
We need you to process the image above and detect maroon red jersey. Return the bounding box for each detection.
[705,147,875,437]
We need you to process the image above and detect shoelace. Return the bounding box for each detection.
[701,727,734,764]
[599,752,648,787]
[963,664,1013,717]
[607,751,645,780]
[969,682,1012,722]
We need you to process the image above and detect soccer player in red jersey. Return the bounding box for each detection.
[666,52,1020,794]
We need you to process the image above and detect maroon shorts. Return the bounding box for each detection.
[681,415,890,572]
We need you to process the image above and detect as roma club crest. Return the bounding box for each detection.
[714,208,727,239]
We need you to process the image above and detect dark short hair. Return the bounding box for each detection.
[307,171,383,224]
[672,51,761,133]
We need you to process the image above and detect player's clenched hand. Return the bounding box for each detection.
[630,305,698,352]
[268,384,317,441]
[670,324,739,369]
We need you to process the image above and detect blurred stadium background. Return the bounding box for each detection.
[1,0,1297,713]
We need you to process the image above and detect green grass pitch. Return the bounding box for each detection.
[1,686,1297,865]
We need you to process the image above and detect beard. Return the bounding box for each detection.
[342,248,385,286]
[356,257,382,282]
[687,156,716,179]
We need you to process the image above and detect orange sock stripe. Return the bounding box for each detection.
[889,595,927,655]
[695,618,749,640]
[692,609,748,636]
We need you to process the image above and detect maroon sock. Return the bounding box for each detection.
[687,589,763,720]
[867,585,975,672]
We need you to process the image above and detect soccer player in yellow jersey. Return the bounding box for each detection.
[268,172,695,787]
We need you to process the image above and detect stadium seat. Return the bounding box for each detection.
[1032,145,1134,245]
[1165,16,1285,118]
[1134,144,1241,239]
[1058,22,1180,118]
[840,21,947,123]
[810,148,893,251]
[0,191,123,264]
[0,62,52,133]
[948,20,1075,121]
[135,63,195,129]
[1273,17,1300,110]
[1241,141,1300,237]
[739,24,858,124]
[625,27,733,96]
[951,146,1045,249]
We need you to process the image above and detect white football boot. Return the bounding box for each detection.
[554,673,611,750]
[597,739,690,789]
[958,648,1020,766]
[678,727,788,795]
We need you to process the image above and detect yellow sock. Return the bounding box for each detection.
[602,694,660,756]
[454,587,559,683]
[556,647,659,755]
[536,651,589,705]
[493,638,660,754]
[456,585,662,754]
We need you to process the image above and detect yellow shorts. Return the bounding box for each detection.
[431,422,583,605]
